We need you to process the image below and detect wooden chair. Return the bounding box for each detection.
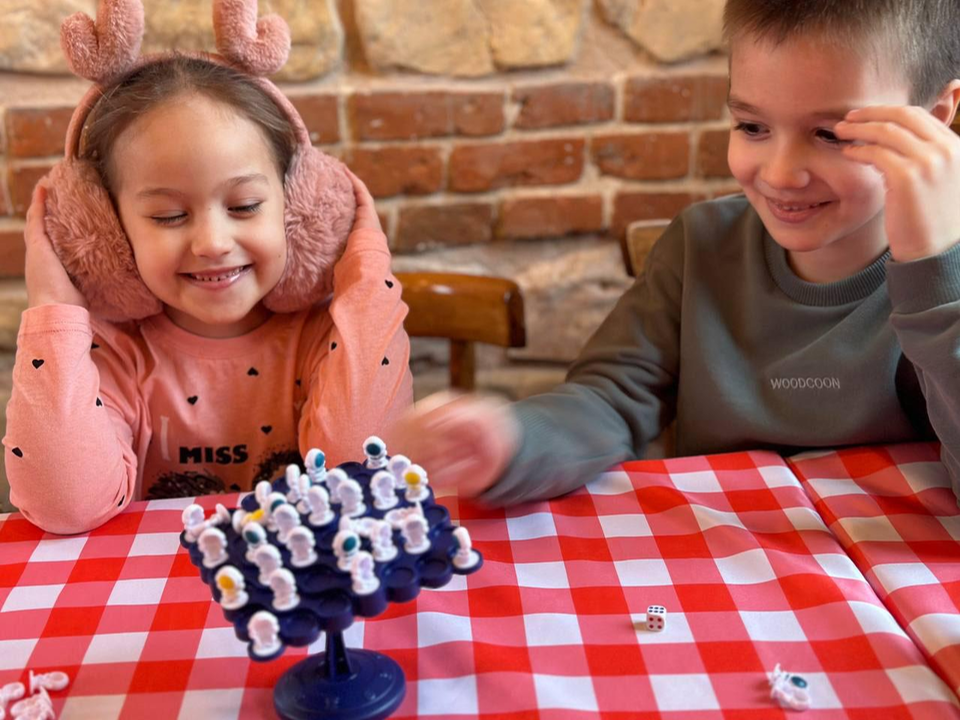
[396,272,526,391]
[620,219,671,277]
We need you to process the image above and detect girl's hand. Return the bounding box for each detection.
[24,184,87,309]
[837,103,960,262]
[386,391,521,498]
[344,169,383,234]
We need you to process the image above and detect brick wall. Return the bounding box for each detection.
[0,72,739,278]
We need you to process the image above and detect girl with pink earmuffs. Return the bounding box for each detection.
[3,0,413,534]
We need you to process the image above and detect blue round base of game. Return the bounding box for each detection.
[273,648,406,720]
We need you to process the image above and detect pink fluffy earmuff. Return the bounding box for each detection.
[42,0,357,322]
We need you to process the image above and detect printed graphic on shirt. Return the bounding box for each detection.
[769,377,842,390]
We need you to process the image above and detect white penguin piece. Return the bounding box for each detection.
[285,464,303,502]
[255,480,273,510]
[304,448,327,484]
[253,544,283,586]
[8,688,53,720]
[371,470,399,511]
[198,527,229,568]
[363,436,388,469]
[384,504,424,531]
[401,515,430,554]
[295,474,312,514]
[181,504,206,542]
[273,503,302,545]
[242,520,268,563]
[232,508,248,535]
[248,610,283,657]
[28,671,69,694]
[339,478,366,518]
[215,566,249,610]
[287,526,318,568]
[387,454,412,489]
[351,551,380,595]
[333,528,362,571]
[452,526,480,570]
[326,468,348,504]
[403,464,430,503]
[212,503,231,526]
[269,567,300,611]
[305,485,335,527]
[370,519,398,562]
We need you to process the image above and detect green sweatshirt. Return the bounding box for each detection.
[483,195,960,505]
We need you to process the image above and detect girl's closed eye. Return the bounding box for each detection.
[815,128,851,146]
[230,202,263,215]
[732,121,767,138]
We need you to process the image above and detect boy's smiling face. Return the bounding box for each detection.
[727,33,913,282]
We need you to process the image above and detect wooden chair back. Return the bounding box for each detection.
[620,219,671,277]
[396,272,526,391]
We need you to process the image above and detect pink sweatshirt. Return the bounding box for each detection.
[4,228,413,535]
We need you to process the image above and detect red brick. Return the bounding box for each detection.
[698,129,732,178]
[592,132,689,181]
[349,91,504,141]
[0,175,9,216]
[513,82,614,129]
[5,107,74,159]
[395,203,494,253]
[498,195,604,239]
[0,227,26,278]
[345,146,443,198]
[624,75,728,124]
[8,163,55,218]
[612,191,706,238]
[449,138,584,193]
[288,94,340,144]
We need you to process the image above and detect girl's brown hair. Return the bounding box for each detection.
[81,54,297,193]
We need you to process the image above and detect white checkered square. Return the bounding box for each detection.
[59,694,125,720]
[807,477,868,499]
[837,516,901,542]
[758,465,798,488]
[650,674,720,711]
[692,505,746,532]
[2,584,64,612]
[29,536,87,562]
[514,561,570,589]
[849,601,910,638]
[599,514,652,538]
[524,613,582,647]
[146,497,199,511]
[418,676,479,715]
[614,558,671,587]
[533,674,598,711]
[715,549,776,585]
[433,573,467,592]
[128,532,182,557]
[106,578,167,606]
[83,631,149,664]
[417,612,472,647]
[507,513,557,540]
[195,627,249,659]
[909,613,960,655]
[900,462,951,494]
[670,471,722,493]
[587,470,634,495]
[886,665,958,705]
[177,688,244,719]
[784,507,830,532]
[872,563,939,594]
[814,553,864,581]
[739,610,806,641]
[0,638,37,670]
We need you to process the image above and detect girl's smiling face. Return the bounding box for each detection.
[111,92,287,338]
[727,33,912,282]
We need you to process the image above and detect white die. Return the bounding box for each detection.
[646,605,666,632]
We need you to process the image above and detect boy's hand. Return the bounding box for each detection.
[837,106,960,262]
[24,183,88,309]
[344,168,383,234]
[385,391,521,498]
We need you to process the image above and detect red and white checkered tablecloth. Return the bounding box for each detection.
[788,442,960,698]
[1,447,958,719]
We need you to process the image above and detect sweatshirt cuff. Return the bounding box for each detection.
[18,304,93,336]
[886,242,960,314]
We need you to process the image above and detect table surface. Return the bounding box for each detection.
[2,443,959,720]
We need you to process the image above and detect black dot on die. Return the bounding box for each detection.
[385,279,394,289]
[32,359,44,369]
[187,396,199,405]
[12,447,23,458]
[96,398,103,407]
[261,426,273,435]
[331,342,338,351]
[247,367,259,376]
[381,357,390,366]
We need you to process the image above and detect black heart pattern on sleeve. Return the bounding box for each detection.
[331,342,337,350]
[382,357,390,366]
[96,398,103,407]
[187,396,199,405]
[12,447,23,458]
[32,359,44,369]
[385,280,394,288]
[261,426,273,435]
[248,367,259,376]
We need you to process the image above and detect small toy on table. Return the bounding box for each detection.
[181,437,483,720]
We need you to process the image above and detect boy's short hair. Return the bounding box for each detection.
[723,0,960,104]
